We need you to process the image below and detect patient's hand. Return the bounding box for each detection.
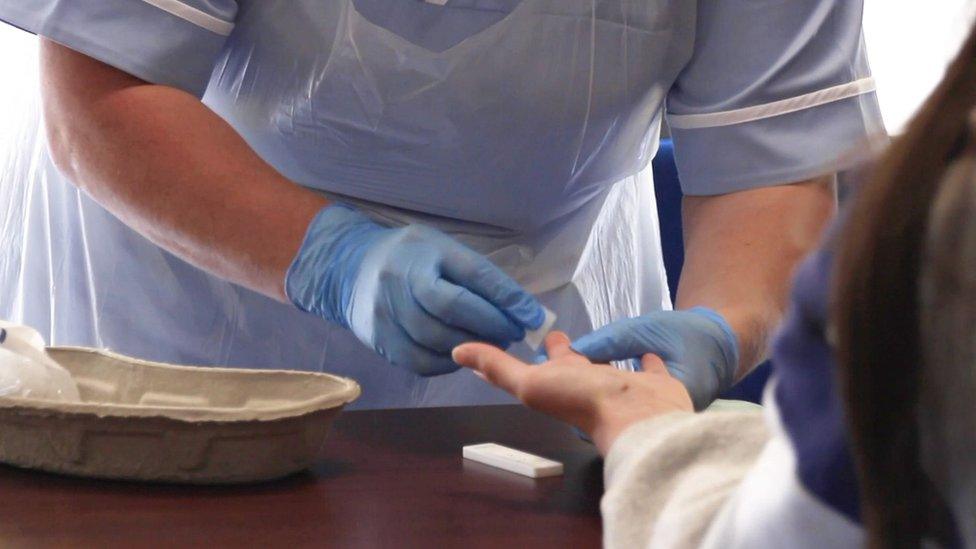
[452,331,693,455]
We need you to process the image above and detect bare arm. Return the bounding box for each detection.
[39,39,328,301]
[677,178,835,378]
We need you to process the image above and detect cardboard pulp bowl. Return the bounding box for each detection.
[0,347,361,484]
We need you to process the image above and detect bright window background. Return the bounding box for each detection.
[864,0,976,132]
[0,26,36,154]
[0,3,975,141]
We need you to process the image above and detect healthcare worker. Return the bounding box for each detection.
[0,1,883,408]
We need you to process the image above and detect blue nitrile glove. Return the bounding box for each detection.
[286,204,545,376]
[570,308,739,410]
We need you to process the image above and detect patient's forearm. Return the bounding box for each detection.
[677,178,836,378]
[39,39,328,302]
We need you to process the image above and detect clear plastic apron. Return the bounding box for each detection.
[1,0,695,408]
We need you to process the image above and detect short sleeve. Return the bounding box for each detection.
[666,1,886,195]
[0,0,238,97]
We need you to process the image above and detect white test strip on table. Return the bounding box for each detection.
[462,443,564,478]
[523,307,557,351]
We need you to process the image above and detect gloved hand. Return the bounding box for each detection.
[570,308,739,410]
[286,204,545,376]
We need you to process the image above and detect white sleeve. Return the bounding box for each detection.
[601,409,769,548]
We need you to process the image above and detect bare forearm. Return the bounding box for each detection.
[677,178,836,378]
[40,39,327,301]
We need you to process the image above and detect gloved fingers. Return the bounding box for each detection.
[397,301,483,353]
[570,317,664,363]
[413,277,525,344]
[371,315,459,376]
[439,249,544,330]
[384,336,460,378]
[452,342,529,395]
[542,331,574,360]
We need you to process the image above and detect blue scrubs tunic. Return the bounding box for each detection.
[0,0,883,408]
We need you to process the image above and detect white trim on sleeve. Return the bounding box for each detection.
[137,0,234,36]
[668,77,877,130]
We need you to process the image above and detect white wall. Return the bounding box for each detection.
[0,4,974,140]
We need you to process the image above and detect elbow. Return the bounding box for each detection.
[40,38,164,196]
[42,100,110,198]
[39,37,118,192]
[43,113,80,184]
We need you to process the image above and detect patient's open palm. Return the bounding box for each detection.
[453,331,693,455]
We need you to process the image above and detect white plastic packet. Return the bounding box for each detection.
[523,307,558,352]
[0,321,81,402]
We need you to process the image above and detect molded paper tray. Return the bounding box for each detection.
[0,347,361,484]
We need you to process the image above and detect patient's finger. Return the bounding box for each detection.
[640,353,668,376]
[452,343,529,395]
[543,331,574,359]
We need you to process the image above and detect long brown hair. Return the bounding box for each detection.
[832,23,976,548]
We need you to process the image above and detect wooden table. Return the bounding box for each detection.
[0,406,603,548]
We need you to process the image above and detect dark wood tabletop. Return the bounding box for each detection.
[0,405,603,548]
